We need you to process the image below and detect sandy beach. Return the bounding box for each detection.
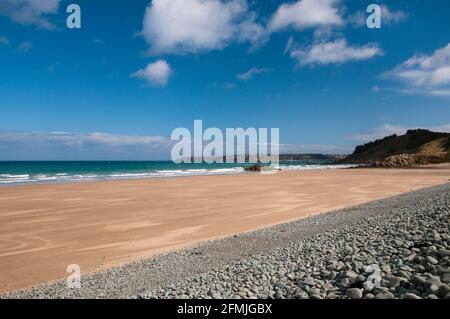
[1,167,449,293]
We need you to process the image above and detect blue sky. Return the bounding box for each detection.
[0,0,449,160]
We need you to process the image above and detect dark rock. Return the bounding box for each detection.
[244,164,262,172]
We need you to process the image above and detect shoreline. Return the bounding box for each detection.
[1,167,449,293]
[0,163,357,187]
[3,183,449,298]
[1,163,448,187]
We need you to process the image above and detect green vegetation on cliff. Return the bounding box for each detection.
[342,129,450,166]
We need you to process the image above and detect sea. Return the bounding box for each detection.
[0,161,355,185]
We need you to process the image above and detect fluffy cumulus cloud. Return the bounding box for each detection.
[0,131,173,160]
[237,67,272,81]
[384,43,450,97]
[268,0,343,32]
[346,123,450,142]
[286,38,382,66]
[141,0,266,54]
[131,60,172,87]
[0,0,61,29]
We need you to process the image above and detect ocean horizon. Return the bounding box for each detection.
[0,160,353,185]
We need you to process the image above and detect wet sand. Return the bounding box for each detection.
[0,167,449,293]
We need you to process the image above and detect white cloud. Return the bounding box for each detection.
[141,0,266,54]
[222,82,236,90]
[18,40,33,52]
[346,124,408,142]
[237,67,272,81]
[349,5,406,27]
[280,143,352,154]
[131,60,173,87]
[0,0,61,29]
[0,131,355,160]
[287,38,382,66]
[426,89,450,97]
[268,0,343,33]
[347,10,366,28]
[0,36,10,45]
[371,85,380,93]
[430,124,450,133]
[236,13,268,51]
[384,43,450,97]
[0,131,173,160]
[380,5,407,25]
[346,123,450,142]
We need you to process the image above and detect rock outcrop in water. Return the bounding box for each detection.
[244,164,262,172]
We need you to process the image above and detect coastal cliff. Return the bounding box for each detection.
[342,129,450,167]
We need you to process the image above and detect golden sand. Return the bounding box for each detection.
[0,166,449,292]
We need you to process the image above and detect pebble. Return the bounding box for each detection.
[403,293,421,299]
[388,276,405,288]
[426,256,439,265]
[346,288,363,299]
[376,291,395,299]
